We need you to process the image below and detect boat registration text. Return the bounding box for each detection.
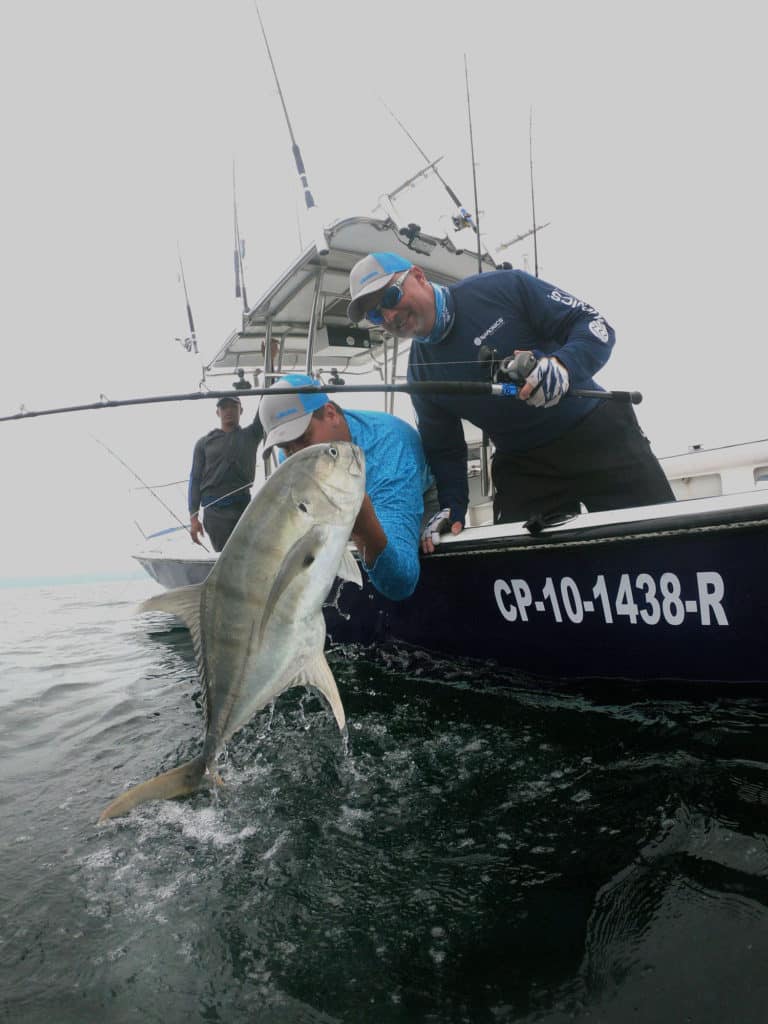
[493,572,728,627]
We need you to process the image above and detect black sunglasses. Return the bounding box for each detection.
[364,270,410,325]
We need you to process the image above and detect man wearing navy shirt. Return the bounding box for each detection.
[347,252,673,552]
[188,396,263,552]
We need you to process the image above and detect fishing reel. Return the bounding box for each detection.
[232,368,252,390]
[477,346,538,385]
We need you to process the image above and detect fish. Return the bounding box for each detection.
[99,441,366,821]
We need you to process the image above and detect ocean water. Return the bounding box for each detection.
[2,580,768,1024]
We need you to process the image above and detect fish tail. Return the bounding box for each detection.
[98,753,209,822]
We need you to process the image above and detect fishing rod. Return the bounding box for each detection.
[464,55,483,275]
[90,435,208,552]
[380,97,477,234]
[175,245,198,354]
[140,481,255,541]
[2,381,643,424]
[233,163,248,312]
[254,3,328,255]
[529,107,540,278]
[496,223,551,253]
[377,158,445,214]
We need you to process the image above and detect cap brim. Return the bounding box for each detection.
[262,410,314,455]
[347,273,396,323]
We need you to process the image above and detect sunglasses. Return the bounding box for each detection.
[364,269,410,325]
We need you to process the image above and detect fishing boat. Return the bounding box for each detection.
[132,213,768,686]
[133,9,768,687]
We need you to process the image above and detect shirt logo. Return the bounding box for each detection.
[549,289,610,344]
[473,317,505,346]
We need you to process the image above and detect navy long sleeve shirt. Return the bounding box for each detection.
[407,269,615,523]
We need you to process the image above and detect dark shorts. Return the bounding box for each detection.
[492,400,675,524]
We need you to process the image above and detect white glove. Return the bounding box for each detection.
[524,357,570,408]
[421,507,453,547]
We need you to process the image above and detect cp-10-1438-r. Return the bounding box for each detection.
[493,572,728,627]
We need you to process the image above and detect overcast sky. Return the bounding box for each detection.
[1,0,765,578]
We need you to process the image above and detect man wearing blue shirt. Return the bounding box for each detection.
[347,252,673,551]
[259,374,434,601]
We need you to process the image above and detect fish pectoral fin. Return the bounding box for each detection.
[137,584,203,633]
[337,547,363,588]
[137,584,206,674]
[259,525,326,645]
[290,652,346,732]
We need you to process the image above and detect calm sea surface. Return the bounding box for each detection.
[2,579,768,1024]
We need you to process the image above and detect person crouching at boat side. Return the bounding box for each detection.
[188,396,263,552]
[347,252,674,553]
[259,374,437,601]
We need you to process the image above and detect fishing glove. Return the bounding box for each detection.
[421,507,453,547]
[523,357,570,408]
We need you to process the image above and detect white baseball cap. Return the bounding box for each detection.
[347,251,413,323]
[258,374,329,455]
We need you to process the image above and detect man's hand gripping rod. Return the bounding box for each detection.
[478,347,642,404]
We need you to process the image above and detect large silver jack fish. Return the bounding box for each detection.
[99,441,366,821]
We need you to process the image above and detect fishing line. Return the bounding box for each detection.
[90,434,208,552]
[200,482,255,510]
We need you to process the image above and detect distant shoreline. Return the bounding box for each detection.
[0,569,147,589]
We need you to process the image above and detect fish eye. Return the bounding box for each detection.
[328,445,339,458]
[297,501,310,513]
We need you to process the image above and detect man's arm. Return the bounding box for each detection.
[515,272,616,383]
[351,495,387,567]
[188,439,206,545]
[355,426,429,601]
[411,392,468,528]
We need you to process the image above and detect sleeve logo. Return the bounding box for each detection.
[589,318,610,343]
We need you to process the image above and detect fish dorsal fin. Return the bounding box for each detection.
[337,547,363,588]
[137,584,207,698]
[259,524,325,645]
[289,652,346,731]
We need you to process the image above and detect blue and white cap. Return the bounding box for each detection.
[347,251,413,323]
[259,374,329,455]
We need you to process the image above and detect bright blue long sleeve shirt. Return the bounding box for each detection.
[407,269,615,523]
[344,409,432,601]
